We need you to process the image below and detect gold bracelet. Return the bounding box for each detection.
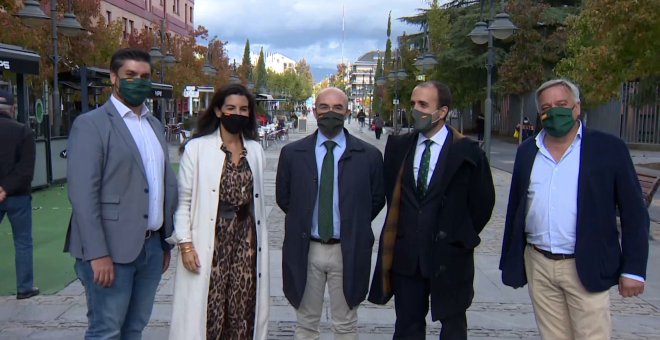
[180,247,194,254]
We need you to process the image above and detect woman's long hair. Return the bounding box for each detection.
[184,84,259,150]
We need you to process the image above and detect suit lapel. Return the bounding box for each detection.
[402,134,420,205]
[424,128,453,200]
[147,115,169,162]
[105,101,147,180]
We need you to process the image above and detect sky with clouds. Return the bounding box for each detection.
[195,0,434,81]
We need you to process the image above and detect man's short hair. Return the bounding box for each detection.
[535,78,581,112]
[110,48,151,74]
[418,81,452,110]
[0,89,14,113]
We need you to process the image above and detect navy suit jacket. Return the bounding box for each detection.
[500,127,649,292]
[276,129,385,308]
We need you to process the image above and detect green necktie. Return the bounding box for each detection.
[318,140,337,242]
[416,139,433,199]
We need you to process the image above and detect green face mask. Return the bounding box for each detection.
[118,78,152,107]
[317,111,345,136]
[542,106,576,138]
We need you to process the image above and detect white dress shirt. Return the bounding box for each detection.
[525,122,642,282]
[525,123,582,254]
[413,125,449,187]
[111,95,165,231]
[311,130,346,239]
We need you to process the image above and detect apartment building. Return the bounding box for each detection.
[349,50,382,111]
[101,0,194,39]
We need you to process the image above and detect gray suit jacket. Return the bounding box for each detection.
[65,100,178,263]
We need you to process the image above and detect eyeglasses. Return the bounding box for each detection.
[315,104,345,114]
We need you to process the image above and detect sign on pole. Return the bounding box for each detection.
[35,99,44,123]
[183,85,199,98]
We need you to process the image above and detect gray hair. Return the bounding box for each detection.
[535,78,581,112]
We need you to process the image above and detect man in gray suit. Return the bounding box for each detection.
[65,48,178,339]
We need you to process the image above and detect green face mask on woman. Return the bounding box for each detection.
[541,106,576,138]
[118,78,153,107]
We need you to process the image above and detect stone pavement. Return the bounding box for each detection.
[1,116,658,339]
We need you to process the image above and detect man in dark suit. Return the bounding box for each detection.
[500,78,649,339]
[369,81,495,339]
[66,48,178,339]
[0,90,38,300]
[276,87,385,339]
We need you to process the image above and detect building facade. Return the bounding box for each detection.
[349,50,382,113]
[101,0,194,39]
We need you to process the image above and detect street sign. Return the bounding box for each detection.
[393,99,399,105]
[35,99,44,123]
[182,86,199,98]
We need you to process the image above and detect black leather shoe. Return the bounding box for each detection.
[17,287,40,300]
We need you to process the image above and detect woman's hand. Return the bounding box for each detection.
[179,242,201,274]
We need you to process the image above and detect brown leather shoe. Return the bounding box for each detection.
[17,287,39,300]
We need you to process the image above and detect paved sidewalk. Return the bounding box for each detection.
[0,117,658,339]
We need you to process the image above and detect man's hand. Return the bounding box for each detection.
[0,186,6,203]
[162,250,171,273]
[619,276,645,298]
[90,256,115,288]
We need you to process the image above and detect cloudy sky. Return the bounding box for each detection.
[195,0,434,81]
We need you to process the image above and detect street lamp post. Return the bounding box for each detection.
[386,56,407,135]
[414,22,438,80]
[149,18,177,121]
[468,0,517,160]
[16,0,85,136]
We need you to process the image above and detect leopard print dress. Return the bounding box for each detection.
[206,145,257,340]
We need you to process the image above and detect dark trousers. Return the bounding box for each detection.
[375,127,383,139]
[392,267,468,340]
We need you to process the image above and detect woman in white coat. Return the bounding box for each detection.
[167,84,269,340]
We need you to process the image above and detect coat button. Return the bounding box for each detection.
[437,231,447,240]
[144,188,149,193]
[258,247,261,252]
[143,214,148,219]
[255,193,259,198]
[258,273,261,278]
[212,189,216,192]
[301,232,307,239]
[257,220,261,225]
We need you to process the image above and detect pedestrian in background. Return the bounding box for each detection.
[167,84,269,339]
[369,81,495,339]
[65,48,178,339]
[357,109,366,131]
[0,90,38,300]
[373,114,385,140]
[500,78,649,339]
[276,87,385,339]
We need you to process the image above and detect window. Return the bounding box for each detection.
[190,6,193,22]
[185,4,187,23]
[106,11,111,23]
[122,17,128,39]
[129,20,134,34]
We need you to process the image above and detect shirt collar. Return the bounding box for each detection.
[316,129,346,150]
[536,120,583,149]
[111,94,149,118]
[417,124,448,146]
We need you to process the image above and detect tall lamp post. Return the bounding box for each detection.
[384,56,407,135]
[149,19,177,121]
[414,22,438,80]
[16,0,85,136]
[468,0,517,160]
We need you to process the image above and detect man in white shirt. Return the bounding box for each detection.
[369,81,495,339]
[65,48,178,339]
[500,78,649,339]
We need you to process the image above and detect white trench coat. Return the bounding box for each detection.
[167,129,269,340]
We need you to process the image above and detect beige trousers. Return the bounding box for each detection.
[294,242,358,340]
[524,245,611,340]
